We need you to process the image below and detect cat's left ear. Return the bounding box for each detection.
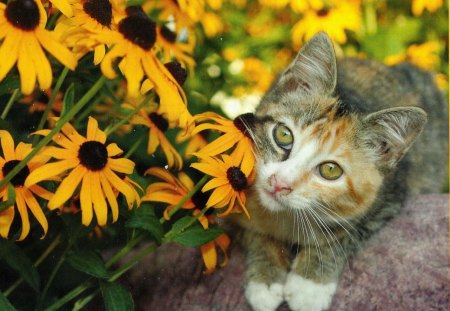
[278,32,337,96]
[362,107,427,169]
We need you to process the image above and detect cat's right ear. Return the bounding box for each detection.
[276,32,337,96]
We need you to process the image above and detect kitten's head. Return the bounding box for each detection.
[248,32,426,220]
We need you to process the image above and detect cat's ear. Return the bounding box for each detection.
[362,107,427,169]
[277,32,337,96]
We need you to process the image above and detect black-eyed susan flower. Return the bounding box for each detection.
[192,112,255,172]
[54,0,126,64]
[191,153,253,218]
[291,0,361,47]
[129,106,183,170]
[0,0,77,95]
[99,6,193,129]
[25,117,140,227]
[0,131,53,241]
[142,167,196,219]
[142,167,230,274]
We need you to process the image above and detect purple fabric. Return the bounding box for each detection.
[123,194,449,311]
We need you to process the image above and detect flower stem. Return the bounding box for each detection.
[0,75,106,190]
[104,94,154,137]
[43,280,95,311]
[108,243,157,282]
[159,174,209,224]
[163,205,210,242]
[105,233,145,268]
[1,89,20,120]
[124,136,145,158]
[33,67,69,145]
[4,234,62,297]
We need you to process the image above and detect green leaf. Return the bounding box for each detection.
[0,184,16,213]
[100,281,134,311]
[171,217,224,247]
[0,240,40,291]
[0,78,20,96]
[61,83,75,118]
[67,249,109,279]
[0,292,18,311]
[125,204,164,243]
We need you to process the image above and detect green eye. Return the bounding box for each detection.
[273,123,293,150]
[318,162,343,180]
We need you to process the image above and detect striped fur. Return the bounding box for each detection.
[232,32,448,311]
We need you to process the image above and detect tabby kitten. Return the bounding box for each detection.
[231,32,447,311]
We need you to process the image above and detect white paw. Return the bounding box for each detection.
[245,281,284,311]
[283,272,337,311]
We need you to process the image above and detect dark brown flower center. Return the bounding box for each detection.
[160,25,177,43]
[164,61,187,86]
[5,0,40,31]
[119,6,156,51]
[83,0,112,27]
[78,141,108,171]
[317,8,330,17]
[226,166,247,191]
[149,112,169,132]
[233,113,255,140]
[2,160,30,187]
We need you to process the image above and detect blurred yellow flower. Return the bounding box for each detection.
[292,0,361,47]
[0,0,77,95]
[384,41,441,71]
[258,0,290,9]
[201,12,225,37]
[242,57,274,93]
[290,0,323,13]
[412,0,444,16]
[0,131,52,241]
[25,117,140,227]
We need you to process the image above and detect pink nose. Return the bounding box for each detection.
[268,174,292,195]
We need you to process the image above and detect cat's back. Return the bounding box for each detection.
[337,57,448,192]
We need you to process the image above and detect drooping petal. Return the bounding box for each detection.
[47,165,86,209]
[103,167,137,209]
[27,35,52,91]
[200,241,217,274]
[0,29,21,81]
[22,187,48,239]
[206,185,232,208]
[0,205,14,239]
[15,189,30,241]
[36,29,77,70]
[93,44,106,65]
[17,39,37,95]
[80,171,93,226]
[29,184,53,201]
[215,233,231,267]
[90,172,108,226]
[100,173,118,223]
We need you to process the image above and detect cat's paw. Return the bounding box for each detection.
[283,272,337,311]
[245,281,284,311]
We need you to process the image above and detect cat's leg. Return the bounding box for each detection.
[284,245,345,311]
[243,230,290,311]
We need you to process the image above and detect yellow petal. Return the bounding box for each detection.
[200,241,217,274]
[22,187,48,239]
[108,158,135,174]
[90,172,108,226]
[100,43,126,79]
[17,38,36,95]
[0,130,16,161]
[120,53,144,99]
[15,188,30,241]
[107,143,123,157]
[28,35,52,90]
[100,174,118,222]
[36,29,77,70]
[103,167,136,209]
[47,165,86,209]
[60,121,86,146]
[0,29,21,81]
[206,185,232,208]
[215,233,231,267]
[80,171,93,226]
[202,177,228,192]
[196,132,240,157]
[191,160,223,178]
[25,159,79,187]
[86,117,103,142]
[0,205,14,239]
[42,146,78,160]
[50,0,73,17]
[29,184,53,201]
[93,44,106,65]
[147,127,160,154]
